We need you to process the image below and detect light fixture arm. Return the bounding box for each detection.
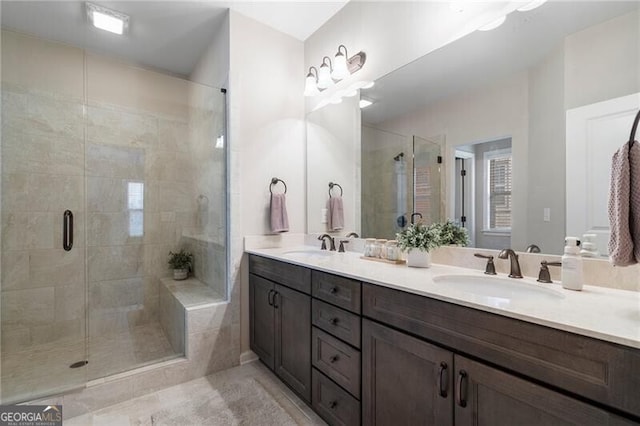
[307,66,318,81]
[322,56,333,71]
[337,45,348,58]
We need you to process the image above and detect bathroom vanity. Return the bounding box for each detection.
[247,249,640,425]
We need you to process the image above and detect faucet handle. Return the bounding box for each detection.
[339,240,349,253]
[474,253,496,275]
[318,235,327,250]
[537,260,562,283]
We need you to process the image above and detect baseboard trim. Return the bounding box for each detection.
[240,350,258,365]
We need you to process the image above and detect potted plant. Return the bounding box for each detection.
[429,220,469,246]
[396,222,440,267]
[168,249,193,280]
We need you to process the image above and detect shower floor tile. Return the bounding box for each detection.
[89,321,181,380]
[1,320,181,403]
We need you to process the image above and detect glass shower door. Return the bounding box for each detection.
[412,135,443,225]
[1,31,88,403]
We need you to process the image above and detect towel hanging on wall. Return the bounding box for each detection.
[607,110,640,266]
[327,182,344,231]
[269,178,289,233]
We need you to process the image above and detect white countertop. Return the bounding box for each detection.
[246,246,640,350]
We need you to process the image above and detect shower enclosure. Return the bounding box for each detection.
[362,126,443,239]
[1,31,227,403]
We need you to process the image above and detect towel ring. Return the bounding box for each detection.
[269,177,287,194]
[629,109,640,149]
[328,182,343,197]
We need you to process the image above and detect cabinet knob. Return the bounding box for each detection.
[329,400,338,409]
[329,317,339,325]
[330,286,338,294]
[329,354,340,363]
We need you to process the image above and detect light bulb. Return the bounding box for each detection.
[317,63,334,89]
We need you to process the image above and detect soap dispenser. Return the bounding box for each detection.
[561,237,584,291]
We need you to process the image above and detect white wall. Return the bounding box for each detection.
[190,10,230,89]
[306,96,360,235]
[226,11,305,355]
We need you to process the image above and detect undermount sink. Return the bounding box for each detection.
[433,274,564,303]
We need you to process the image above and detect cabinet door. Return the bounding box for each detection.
[454,355,636,426]
[249,274,275,370]
[362,319,454,426]
[274,284,311,402]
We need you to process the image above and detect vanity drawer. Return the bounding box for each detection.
[362,282,640,418]
[312,270,361,313]
[312,299,361,348]
[312,368,360,426]
[249,254,311,294]
[312,327,361,398]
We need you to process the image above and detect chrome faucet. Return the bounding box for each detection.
[345,232,359,238]
[318,234,336,251]
[498,249,523,278]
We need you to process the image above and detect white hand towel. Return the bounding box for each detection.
[607,141,640,265]
[326,196,344,231]
[270,193,289,233]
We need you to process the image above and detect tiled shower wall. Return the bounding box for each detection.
[1,31,226,384]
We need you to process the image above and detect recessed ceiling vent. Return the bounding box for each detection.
[86,2,129,35]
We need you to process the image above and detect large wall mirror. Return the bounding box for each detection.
[306,1,640,256]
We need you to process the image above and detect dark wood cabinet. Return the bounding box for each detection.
[274,283,311,402]
[454,355,636,426]
[362,319,453,426]
[248,258,311,403]
[249,274,275,369]
[249,254,640,425]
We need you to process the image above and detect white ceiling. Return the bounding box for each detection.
[1,1,347,77]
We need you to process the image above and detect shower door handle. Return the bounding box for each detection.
[63,210,73,251]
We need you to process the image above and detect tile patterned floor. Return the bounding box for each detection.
[65,361,327,426]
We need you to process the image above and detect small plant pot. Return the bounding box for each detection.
[406,249,431,268]
[173,268,188,280]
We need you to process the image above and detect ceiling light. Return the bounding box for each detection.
[304,67,320,97]
[359,99,373,109]
[517,0,547,12]
[331,45,351,81]
[86,2,129,35]
[317,56,334,90]
[478,15,506,31]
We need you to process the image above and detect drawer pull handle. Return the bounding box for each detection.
[329,286,338,294]
[268,289,275,306]
[329,400,338,409]
[456,370,468,408]
[273,291,280,309]
[329,355,340,363]
[329,317,339,325]
[438,362,448,398]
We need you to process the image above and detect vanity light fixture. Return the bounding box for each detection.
[478,15,506,31]
[317,56,335,90]
[517,0,547,12]
[86,2,129,35]
[304,67,320,97]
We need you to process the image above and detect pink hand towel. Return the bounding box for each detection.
[607,141,640,265]
[326,196,344,231]
[270,193,289,233]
